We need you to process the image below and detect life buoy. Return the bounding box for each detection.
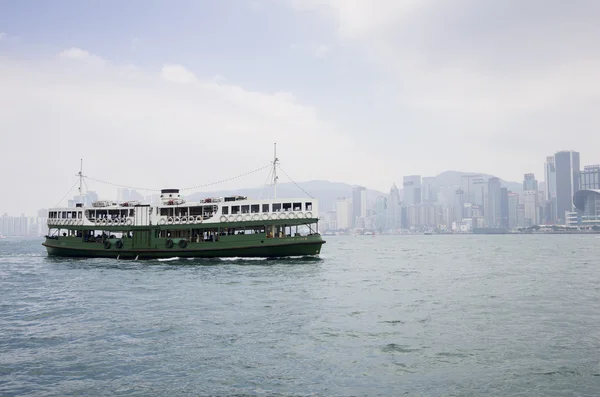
[236,215,243,222]
[262,214,269,220]
[228,215,235,222]
[126,219,133,226]
[180,216,187,224]
[159,219,166,226]
[289,212,297,219]
[253,214,260,221]
[278,213,286,220]
[178,239,188,249]
[196,216,203,223]
[306,212,313,218]
[101,219,107,226]
[78,219,83,225]
[270,214,277,220]
[103,240,111,249]
[244,215,251,221]
[220,216,227,222]
[297,212,304,219]
[120,218,126,225]
[115,240,123,249]
[167,217,174,225]
[166,239,174,249]
[174,217,180,224]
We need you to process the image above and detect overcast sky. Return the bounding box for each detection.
[2,0,600,215]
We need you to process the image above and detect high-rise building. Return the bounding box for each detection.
[523,190,538,226]
[336,198,352,230]
[421,177,437,203]
[454,189,465,224]
[544,157,557,200]
[403,175,421,206]
[523,173,538,192]
[580,165,600,190]
[500,187,509,229]
[554,150,580,223]
[387,184,400,231]
[508,191,519,229]
[374,196,387,231]
[487,177,502,227]
[544,156,557,224]
[352,186,367,227]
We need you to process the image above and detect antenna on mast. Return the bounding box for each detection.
[78,159,84,205]
[272,143,279,199]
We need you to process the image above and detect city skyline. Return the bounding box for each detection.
[3,1,600,214]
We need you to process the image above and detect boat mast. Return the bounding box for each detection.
[273,143,279,199]
[78,158,84,205]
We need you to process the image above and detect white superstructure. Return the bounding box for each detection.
[47,188,318,228]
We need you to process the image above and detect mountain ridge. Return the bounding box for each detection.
[186,171,526,212]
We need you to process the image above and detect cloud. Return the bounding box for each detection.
[287,0,600,177]
[313,44,330,58]
[0,49,364,215]
[160,64,199,84]
[58,47,106,65]
[0,32,6,41]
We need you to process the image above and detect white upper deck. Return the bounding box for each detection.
[47,192,318,227]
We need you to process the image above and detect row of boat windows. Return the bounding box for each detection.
[159,205,217,217]
[87,209,135,219]
[222,202,312,215]
[48,211,83,219]
[48,202,313,220]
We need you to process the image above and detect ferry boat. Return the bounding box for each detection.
[43,151,326,259]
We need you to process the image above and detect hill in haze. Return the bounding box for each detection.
[186,171,525,212]
[433,171,523,194]
[187,180,386,212]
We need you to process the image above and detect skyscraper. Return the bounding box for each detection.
[554,150,580,223]
[403,175,422,206]
[580,165,600,190]
[544,156,557,224]
[523,191,538,227]
[336,198,352,230]
[352,186,367,227]
[454,188,465,224]
[523,173,538,192]
[374,196,387,231]
[487,177,502,227]
[387,183,400,230]
[421,177,437,203]
[500,187,509,229]
[508,191,519,229]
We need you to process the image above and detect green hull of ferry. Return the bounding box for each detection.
[43,218,325,260]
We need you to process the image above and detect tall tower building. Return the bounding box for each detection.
[352,186,367,227]
[580,165,600,190]
[523,173,538,192]
[554,150,580,223]
[403,175,422,206]
[500,187,509,229]
[421,177,437,203]
[508,191,519,229]
[336,198,353,230]
[544,156,557,224]
[387,183,400,230]
[487,177,502,227]
[454,189,465,225]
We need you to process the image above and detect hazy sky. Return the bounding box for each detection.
[2,0,600,215]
